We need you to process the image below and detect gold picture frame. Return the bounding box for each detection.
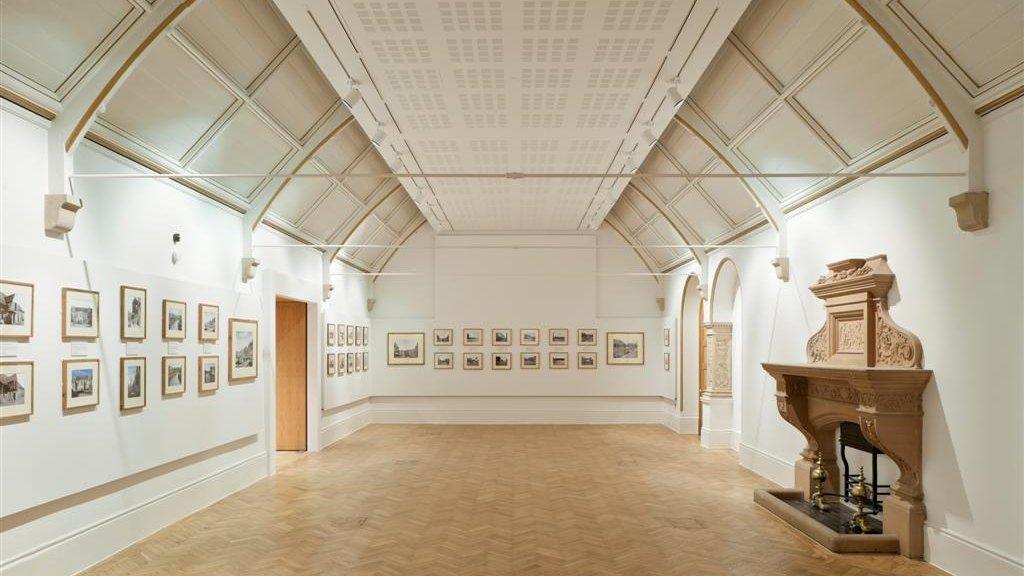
[519,328,539,346]
[162,356,186,395]
[387,332,425,365]
[606,332,645,365]
[162,299,187,340]
[0,280,34,339]
[463,328,483,346]
[63,358,100,409]
[198,303,219,342]
[62,288,100,340]
[119,285,146,341]
[548,328,568,346]
[0,360,34,419]
[198,355,220,392]
[549,352,569,369]
[120,357,147,410]
[228,318,259,381]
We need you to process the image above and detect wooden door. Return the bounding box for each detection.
[275,299,307,451]
[697,304,706,434]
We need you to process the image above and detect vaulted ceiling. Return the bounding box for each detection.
[1,0,1020,273]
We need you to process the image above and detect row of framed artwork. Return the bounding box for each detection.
[326,323,368,347]
[387,331,645,366]
[431,328,597,347]
[326,351,368,376]
[434,351,598,370]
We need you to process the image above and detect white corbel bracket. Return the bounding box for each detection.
[323,283,335,301]
[948,192,989,232]
[44,194,83,235]
[771,257,790,282]
[241,257,260,283]
[366,298,376,312]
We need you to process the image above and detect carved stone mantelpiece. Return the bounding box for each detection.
[760,255,932,558]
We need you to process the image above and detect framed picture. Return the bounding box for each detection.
[548,328,568,346]
[492,328,512,346]
[577,329,597,346]
[62,288,100,339]
[228,318,259,380]
[337,324,346,346]
[663,352,671,371]
[434,352,453,369]
[607,332,645,365]
[338,352,346,374]
[520,352,539,369]
[362,351,368,370]
[463,328,483,346]
[327,352,337,376]
[364,326,369,344]
[578,352,597,369]
[162,356,186,395]
[463,352,483,370]
[520,328,539,346]
[62,358,100,409]
[199,304,219,342]
[120,357,146,410]
[120,286,146,341]
[327,323,336,347]
[664,328,671,347]
[346,325,354,345]
[387,332,425,365]
[549,352,569,369]
[198,356,219,392]
[434,328,453,346]
[0,361,33,419]
[492,352,512,370]
[0,280,34,339]
[162,299,186,340]
[358,326,366,346]
[346,352,354,373]
[355,353,362,372]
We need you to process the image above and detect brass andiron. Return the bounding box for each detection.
[809,454,829,511]
[847,467,878,534]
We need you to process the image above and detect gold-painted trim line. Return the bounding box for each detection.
[0,87,56,121]
[975,86,1024,117]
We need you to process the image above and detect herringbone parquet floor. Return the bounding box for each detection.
[82,425,948,575]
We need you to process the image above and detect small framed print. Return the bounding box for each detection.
[387,332,425,365]
[578,352,597,369]
[0,280,34,339]
[337,324,346,346]
[548,328,568,346]
[62,288,100,339]
[327,323,336,347]
[492,352,512,370]
[120,357,146,410]
[520,352,539,369]
[63,358,100,409]
[327,352,337,376]
[0,361,34,419]
[338,352,346,374]
[198,304,219,342]
[162,299,186,340]
[355,353,362,372]
[162,356,186,395]
[663,328,671,347]
[198,355,219,392]
[549,352,569,369]
[228,318,258,381]
[120,286,146,341]
[362,351,368,370]
[364,326,369,344]
[434,352,453,369]
[463,328,483,346]
[663,352,671,371]
[607,332,645,365]
[520,328,539,346]
[434,329,453,346]
[359,326,367,346]
[577,329,597,346]
[492,328,512,346]
[346,352,354,373]
[346,325,355,345]
[463,352,483,370]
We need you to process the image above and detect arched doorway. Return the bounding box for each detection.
[678,274,702,434]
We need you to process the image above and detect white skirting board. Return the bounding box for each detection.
[738,442,793,488]
[925,525,1024,576]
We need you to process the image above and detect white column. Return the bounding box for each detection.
[700,322,733,448]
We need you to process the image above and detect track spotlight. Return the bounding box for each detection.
[641,122,658,147]
[387,152,404,173]
[342,79,361,109]
[667,77,684,110]
[371,122,387,147]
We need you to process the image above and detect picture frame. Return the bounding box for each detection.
[198,303,219,342]
[337,324,346,346]
[162,356,186,395]
[463,328,483,346]
[492,328,512,346]
[346,324,354,345]
[119,285,146,341]
[387,332,425,365]
[338,352,346,374]
[578,352,597,369]
[198,355,220,392]
[327,352,337,376]
[549,352,569,369]
[0,280,34,339]
[548,328,568,346]
[520,352,539,369]
[519,328,539,346]
[434,328,453,346]
[362,351,368,370]
[577,328,597,346]
[463,352,483,370]
[353,325,361,346]
[62,358,100,409]
[346,352,354,373]
[327,323,336,347]
[492,352,512,370]
[606,332,645,365]
[364,326,369,344]
[0,361,34,419]
[664,328,671,347]
[355,352,362,372]
[434,352,453,369]
[664,352,671,371]
[120,357,146,410]
[228,318,259,381]
[162,299,186,340]
[62,288,100,340]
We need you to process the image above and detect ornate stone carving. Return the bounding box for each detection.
[806,323,827,363]
[875,303,922,368]
[816,263,871,284]
[836,319,865,353]
[703,323,733,397]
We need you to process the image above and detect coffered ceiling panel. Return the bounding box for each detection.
[299,188,361,240]
[269,165,335,223]
[658,121,715,172]
[671,188,730,240]
[697,165,759,225]
[341,153,393,202]
[253,45,339,142]
[689,42,777,140]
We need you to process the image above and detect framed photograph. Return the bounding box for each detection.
[387,332,425,365]
[364,326,369,344]
[664,328,671,347]
[337,324,346,346]
[199,304,219,342]
[162,299,186,340]
[62,358,100,409]
[62,288,100,339]
[434,328,453,346]
[607,332,645,365]
[338,352,346,374]
[120,286,146,341]
[520,328,539,346]
[577,329,597,346]
[578,352,597,369]
[463,352,483,370]
[120,357,146,410]
[162,356,186,395]
[0,361,33,419]
[198,355,219,392]
[548,328,568,346]
[327,323,336,347]
[228,318,259,380]
[327,352,337,376]
[362,351,368,370]
[346,352,354,373]
[346,324,354,345]
[355,353,362,372]
[434,352,453,369]
[0,280,34,339]
[549,352,569,369]
[492,328,512,346]
[492,352,512,370]
[663,352,671,371]
[520,352,539,369]
[358,326,366,346]
[463,328,483,346]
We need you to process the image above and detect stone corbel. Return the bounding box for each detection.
[948,191,989,232]
[44,194,83,235]
[240,225,259,283]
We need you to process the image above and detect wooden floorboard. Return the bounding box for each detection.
[81,425,948,575]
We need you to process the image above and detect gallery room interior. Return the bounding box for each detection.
[0,0,1021,574]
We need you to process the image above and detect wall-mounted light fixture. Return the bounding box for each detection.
[666,77,685,110]
[342,79,361,110]
[641,122,658,147]
[171,232,181,265]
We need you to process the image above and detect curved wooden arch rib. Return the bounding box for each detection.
[708,256,741,323]
[371,217,429,281]
[325,182,407,263]
[603,215,663,283]
[623,181,707,268]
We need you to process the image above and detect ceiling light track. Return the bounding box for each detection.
[257,243,778,250]
[70,171,965,180]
